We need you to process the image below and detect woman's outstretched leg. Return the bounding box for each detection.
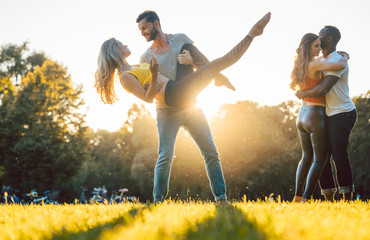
[164,12,271,108]
[177,43,235,90]
[184,12,270,91]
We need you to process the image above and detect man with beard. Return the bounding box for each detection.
[136,10,232,203]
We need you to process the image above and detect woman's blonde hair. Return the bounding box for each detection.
[94,38,126,104]
[290,33,319,91]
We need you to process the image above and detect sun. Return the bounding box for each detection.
[196,86,232,120]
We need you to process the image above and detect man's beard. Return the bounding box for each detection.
[148,28,158,41]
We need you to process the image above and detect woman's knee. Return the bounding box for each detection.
[180,43,194,52]
[312,158,326,170]
[301,152,313,163]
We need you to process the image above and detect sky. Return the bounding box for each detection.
[1,0,369,131]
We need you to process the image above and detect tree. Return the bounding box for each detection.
[0,58,88,193]
[75,127,136,198]
[206,101,301,200]
[125,104,157,200]
[349,91,370,198]
[0,42,46,85]
[73,104,157,201]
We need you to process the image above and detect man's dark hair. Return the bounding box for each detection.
[324,25,341,45]
[136,10,160,26]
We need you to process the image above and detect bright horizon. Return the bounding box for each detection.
[1,0,369,132]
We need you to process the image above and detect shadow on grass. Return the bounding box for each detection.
[51,207,144,240]
[184,204,266,240]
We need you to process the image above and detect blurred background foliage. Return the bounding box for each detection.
[1,43,369,202]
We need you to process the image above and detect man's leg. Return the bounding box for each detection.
[319,156,337,201]
[154,108,182,202]
[183,108,227,201]
[328,109,357,200]
[319,115,337,201]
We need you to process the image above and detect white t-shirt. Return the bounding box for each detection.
[140,34,193,108]
[322,51,355,116]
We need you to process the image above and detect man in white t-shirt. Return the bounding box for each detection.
[136,10,232,203]
[296,26,357,201]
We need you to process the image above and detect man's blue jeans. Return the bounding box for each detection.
[154,107,227,202]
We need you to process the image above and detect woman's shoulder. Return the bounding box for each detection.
[126,64,150,77]
[126,64,149,72]
[307,60,323,78]
[308,59,324,69]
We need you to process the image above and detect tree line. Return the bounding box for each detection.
[1,43,369,202]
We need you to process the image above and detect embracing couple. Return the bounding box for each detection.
[95,11,271,203]
[291,26,357,202]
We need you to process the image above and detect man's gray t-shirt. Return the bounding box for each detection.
[140,33,192,81]
[140,34,193,107]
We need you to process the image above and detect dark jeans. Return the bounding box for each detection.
[319,109,357,194]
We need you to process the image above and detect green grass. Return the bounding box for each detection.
[0,201,369,240]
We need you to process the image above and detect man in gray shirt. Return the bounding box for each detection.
[137,10,229,203]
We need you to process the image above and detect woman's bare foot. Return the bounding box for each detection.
[214,74,236,91]
[248,12,271,38]
[292,196,302,203]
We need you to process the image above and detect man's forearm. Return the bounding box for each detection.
[298,75,339,98]
[299,85,328,98]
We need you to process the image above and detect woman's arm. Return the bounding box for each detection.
[309,55,348,72]
[146,57,158,102]
[120,73,154,103]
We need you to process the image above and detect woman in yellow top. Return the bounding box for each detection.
[94,13,271,108]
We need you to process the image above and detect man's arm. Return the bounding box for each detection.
[296,75,339,99]
[140,49,151,64]
[140,55,148,64]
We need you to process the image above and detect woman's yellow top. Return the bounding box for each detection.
[121,63,152,92]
